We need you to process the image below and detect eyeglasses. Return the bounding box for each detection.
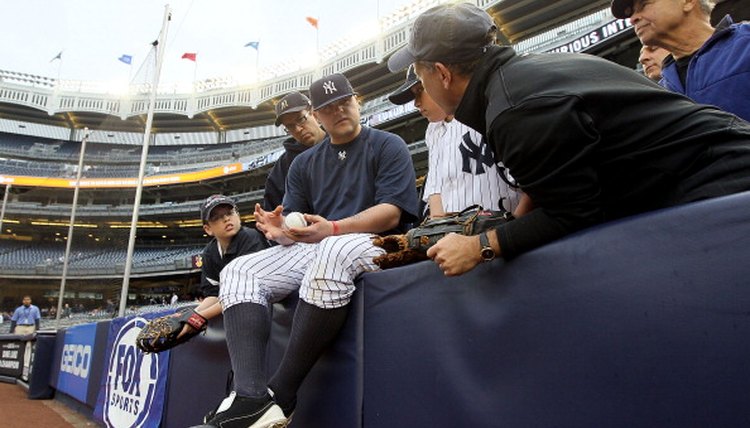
[208,207,238,223]
[283,112,310,134]
[318,96,355,115]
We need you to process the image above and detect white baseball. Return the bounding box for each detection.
[283,212,308,229]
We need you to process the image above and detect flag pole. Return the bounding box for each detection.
[255,48,259,82]
[55,127,89,327]
[118,4,171,317]
[0,183,10,238]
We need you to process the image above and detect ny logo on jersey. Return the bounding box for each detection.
[322,81,337,94]
[459,132,496,175]
[338,150,347,161]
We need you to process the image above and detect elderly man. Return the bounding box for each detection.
[611,0,750,121]
[387,3,750,276]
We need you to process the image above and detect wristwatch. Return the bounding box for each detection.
[479,231,495,262]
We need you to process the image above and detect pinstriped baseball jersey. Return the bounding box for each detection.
[423,119,521,213]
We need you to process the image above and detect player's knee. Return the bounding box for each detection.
[299,286,352,309]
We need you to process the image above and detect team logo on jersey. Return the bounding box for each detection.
[323,81,337,94]
[103,317,162,428]
[459,132,495,175]
[338,150,346,161]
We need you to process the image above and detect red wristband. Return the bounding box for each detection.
[331,220,339,236]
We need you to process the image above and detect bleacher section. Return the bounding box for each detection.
[0,242,202,276]
[0,132,286,171]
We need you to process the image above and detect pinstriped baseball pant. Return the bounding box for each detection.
[219,233,385,310]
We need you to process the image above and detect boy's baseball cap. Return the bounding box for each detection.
[387,64,420,105]
[200,194,237,223]
[274,92,312,126]
[387,3,497,72]
[310,73,356,110]
[610,0,634,19]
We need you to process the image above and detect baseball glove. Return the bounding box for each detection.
[136,305,207,353]
[372,205,513,269]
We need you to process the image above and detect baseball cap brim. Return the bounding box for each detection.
[610,0,632,18]
[388,77,419,105]
[205,202,235,222]
[274,105,308,126]
[388,47,417,73]
[313,92,356,111]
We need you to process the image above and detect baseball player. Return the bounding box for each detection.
[174,195,270,340]
[263,91,327,211]
[388,64,522,217]
[196,73,418,428]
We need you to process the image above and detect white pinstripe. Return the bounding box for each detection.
[424,119,521,213]
[219,233,384,310]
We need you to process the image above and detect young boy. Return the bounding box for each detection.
[174,194,270,340]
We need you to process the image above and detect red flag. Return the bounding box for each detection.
[181,52,197,62]
[306,16,319,29]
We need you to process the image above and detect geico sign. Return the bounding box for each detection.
[61,344,92,379]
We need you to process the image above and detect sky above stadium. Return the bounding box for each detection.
[1,0,419,88]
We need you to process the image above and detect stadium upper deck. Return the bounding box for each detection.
[0,0,622,135]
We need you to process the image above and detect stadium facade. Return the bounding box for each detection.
[0,0,699,316]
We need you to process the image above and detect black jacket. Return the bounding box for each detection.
[263,137,313,210]
[455,46,750,258]
[200,226,270,297]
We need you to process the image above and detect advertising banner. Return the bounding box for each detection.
[0,338,26,378]
[94,312,172,428]
[56,323,97,403]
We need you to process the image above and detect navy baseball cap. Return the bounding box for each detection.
[387,64,420,105]
[387,3,497,72]
[310,73,356,110]
[274,92,311,126]
[610,0,634,18]
[200,194,237,223]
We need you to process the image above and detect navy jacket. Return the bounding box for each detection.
[660,15,750,122]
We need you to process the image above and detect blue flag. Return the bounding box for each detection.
[50,51,63,62]
[244,41,259,50]
[118,54,133,65]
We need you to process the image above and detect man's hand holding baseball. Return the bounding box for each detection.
[284,214,334,243]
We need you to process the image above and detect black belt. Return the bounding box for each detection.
[17,324,34,326]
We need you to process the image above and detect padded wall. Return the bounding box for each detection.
[362,192,750,427]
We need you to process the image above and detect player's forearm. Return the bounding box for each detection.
[195,297,222,320]
[428,194,445,217]
[335,203,401,234]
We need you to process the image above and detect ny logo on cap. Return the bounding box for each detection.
[322,81,337,94]
[279,100,288,110]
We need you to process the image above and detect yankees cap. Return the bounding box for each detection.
[274,91,312,126]
[387,64,419,105]
[387,3,497,72]
[310,73,356,110]
[200,194,237,223]
[610,0,634,18]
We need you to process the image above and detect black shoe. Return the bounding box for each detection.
[200,391,286,428]
[267,388,295,427]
